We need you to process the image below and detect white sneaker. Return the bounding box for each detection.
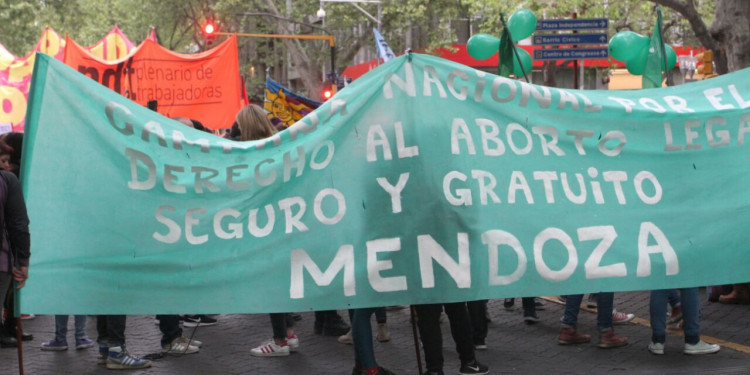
[612,309,635,325]
[162,337,200,355]
[648,342,664,355]
[177,336,202,348]
[250,340,290,357]
[684,340,720,355]
[337,330,353,345]
[376,323,391,342]
[286,334,299,351]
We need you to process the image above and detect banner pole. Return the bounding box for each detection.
[410,306,423,375]
[500,13,530,82]
[656,8,673,87]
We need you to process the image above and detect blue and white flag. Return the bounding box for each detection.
[373,27,395,62]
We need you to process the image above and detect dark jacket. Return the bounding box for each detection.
[0,170,30,273]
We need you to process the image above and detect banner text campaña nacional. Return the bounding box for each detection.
[21,53,750,314]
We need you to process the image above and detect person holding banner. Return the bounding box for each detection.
[649,288,720,355]
[558,293,628,348]
[229,104,303,357]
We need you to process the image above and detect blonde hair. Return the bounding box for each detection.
[235,104,275,141]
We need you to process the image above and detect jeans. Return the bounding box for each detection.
[467,300,488,342]
[562,292,614,331]
[351,308,378,369]
[96,315,126,348]
[668,289,681,308]
[157,315,182,347]
[416,303,476,371]
[521,297,536,316]
[651,288,700,345]
[55,315,88,342]
[374,307,386,324]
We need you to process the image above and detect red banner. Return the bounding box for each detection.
[64,35,242,130]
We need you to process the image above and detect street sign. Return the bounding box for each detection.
[536,18,609,31]
[533,47,609,61]
[532,33,608,46]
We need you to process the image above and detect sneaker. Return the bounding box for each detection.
[98,346,108,365]
[668,306,683,324]
[648,342,665,355]
[106,346,152,370]
[558,295,567,302]
[290,313,303,321]
[503,298,515,310]
[459,360,489,375]
[424,371,445,375]
[474,338,487,350]
[41,339,68,351]
[182,315,218,327]
[587,294,598,308]
[598,328,628,348]
[612,310,635,325]
[162,336,200,355]
[353,366,397,375]
[376,323,390,342]
[21,314,35,320]
[338,330,353,345]
[524,312,540,324]
[557,328,591,345]
[177,335,203,347]
[75,338,94,350]
[684,340,720,355]
[250,339,290,357]
[287,333,299,350]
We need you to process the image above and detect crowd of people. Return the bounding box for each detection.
[0,103,738,374]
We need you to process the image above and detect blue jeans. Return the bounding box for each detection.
[650,288,700,345]
[351,308,378,369]
[562,292,614,331]
[55,315,88,342]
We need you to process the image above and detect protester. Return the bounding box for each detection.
[227,105,302,357]
[350,308,396,375]
[649,288,720,355]
[415,302,489,375]
[96,315,151,369]
[558,293,628,348]
[40,315,94,351]
[467,300,489,349]
[0,155,30,349]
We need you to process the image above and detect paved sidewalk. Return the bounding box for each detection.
[3,291,750,374]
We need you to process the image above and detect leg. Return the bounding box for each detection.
[596,292,615,331]
[443,302,477,365]
[351,308,377,369]
[54,315,69,342]
[416,304,444,372]
[270,313,287,342]
[680,287,701,345]
[649,289,669,344]
[561,294,583,328]
[73,315,88,340]
[521,297,539,323]
[374,307,387,324]
[466,300,488,344]
[106,315,126,348]
[158,315,182,347]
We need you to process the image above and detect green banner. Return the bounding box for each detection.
[21,53,750,314]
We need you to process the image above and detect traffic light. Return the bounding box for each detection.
[203,20,217,47]
[322,87,333,101]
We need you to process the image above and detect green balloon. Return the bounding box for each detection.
[513,47,532,77]
[507,9,538,41]
[626,45,650,75]
[467,33,500,60]
[665,44,677,70]
[609,31,649,63]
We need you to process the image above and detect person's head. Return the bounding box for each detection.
[235,104,275,141]
[1,132,23,176]
[0,140,13,171]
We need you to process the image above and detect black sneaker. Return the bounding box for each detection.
[322,315,350,336]
[459,360,489,375]
[503,298,515,310]
[182,315,217,327]
[534,298,546,310]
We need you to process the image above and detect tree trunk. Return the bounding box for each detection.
[709,0,750,72]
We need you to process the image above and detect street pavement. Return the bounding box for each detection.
[3,290,750,374]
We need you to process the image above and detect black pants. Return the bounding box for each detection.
[270,313,295,340]
[156,315,182,347]
[466,300,488,343]
[416,302,476,372]
[96,315,126,348]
